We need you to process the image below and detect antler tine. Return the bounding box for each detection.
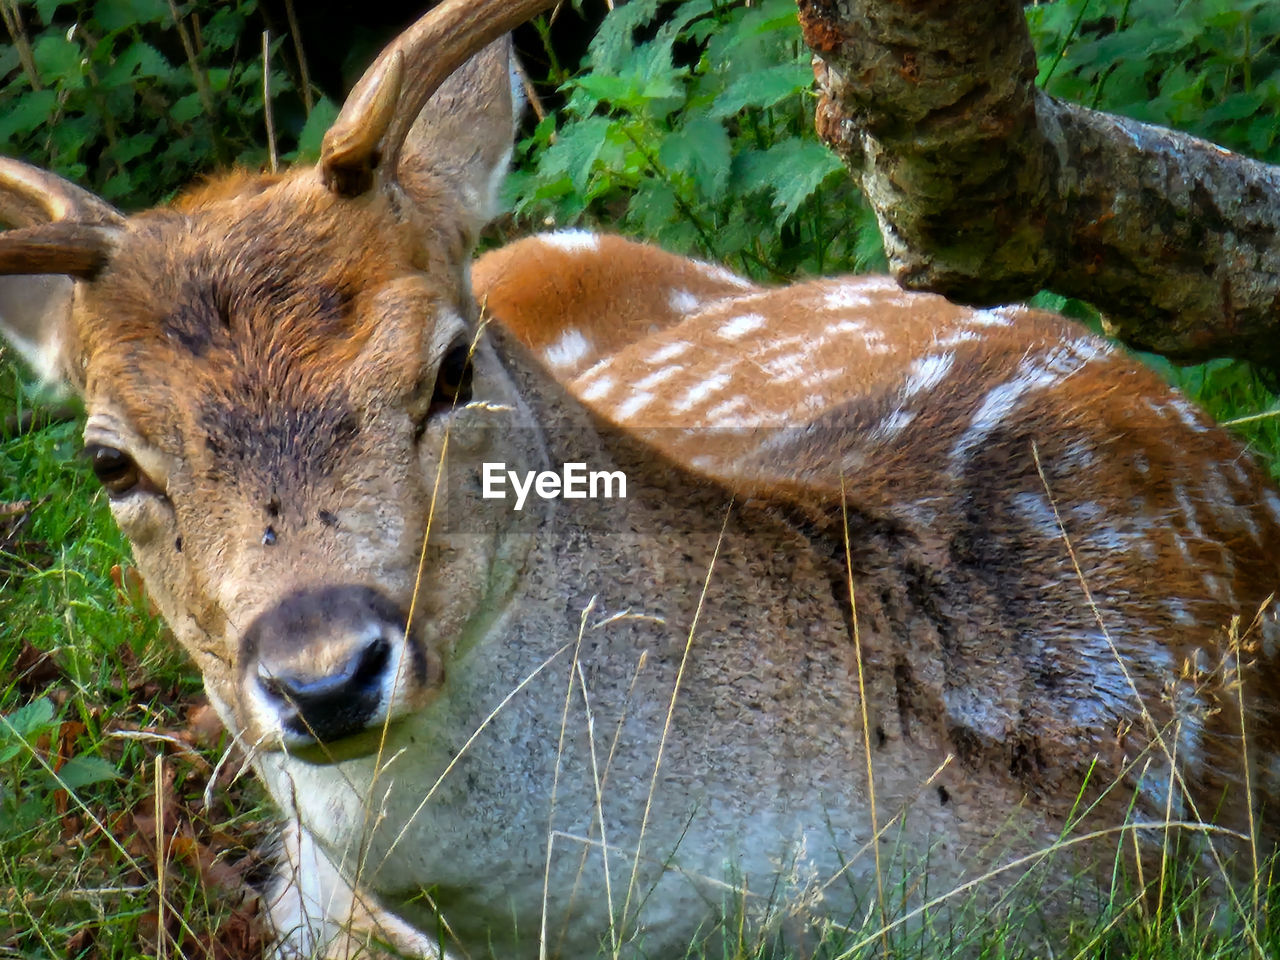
[320,0,559,197]
[0,156,123,228]
[0,157,122,279]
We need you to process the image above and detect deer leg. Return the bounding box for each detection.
[268,822,443,960]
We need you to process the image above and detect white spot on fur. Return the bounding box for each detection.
[1167,395,1208,433]
[542,229,600,253]
[965,310,1013,328]
[764,354,805,380]
[647,340,692,365]
[543,329,592,370]
[1013,491,1062,540]
[718,313,766,340]
[634,366,680,391]
[1175,487,1207,541]
[615,391,655,419]
[579,375,616,402]
[707,396,749,420]
[936,329,980,347]
[668,289,700,314]
[696,261,753,289]
[1265,491,1280,527]
[806,368,843,387]
[674,372,732,412]
[1228,460,1251,487]
[950,364,1057,464]
[901,352,955,400]
[871,410,915,441]
[824,285,873,311]
[830,319,865,334]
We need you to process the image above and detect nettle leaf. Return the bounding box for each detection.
[573,73,642,110]
[628,177,680,237]
[588,0,663,73]
[56,755,120,792]
[101,41,172,86]
[734,139,844,219]
[295,95,339,161]
[538,116,614,194]
[35,0,64,23]
[711,63,813,117]
[659,116,731,201]
[203,6,249,51]
[170,91,204,124]
[93,0,168,32]
[3,698,55,742]
[102,169,134,201]
[33,34,84,89]
[111,132,156,165]
[1201,91,1265,124]
[0,89,58,140]
[208,67,232,94]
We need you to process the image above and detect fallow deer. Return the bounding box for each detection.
[2,2,1280,957]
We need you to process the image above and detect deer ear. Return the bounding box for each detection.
[0,274,79,387]
[396,37,521,248]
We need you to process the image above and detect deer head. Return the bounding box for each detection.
[0,0,559,753]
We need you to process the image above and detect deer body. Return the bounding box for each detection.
[2,4,1280,957]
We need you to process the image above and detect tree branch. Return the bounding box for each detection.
[796,0,1280,368]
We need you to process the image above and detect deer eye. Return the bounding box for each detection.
[429,343,473,414]
[85,444,143,496]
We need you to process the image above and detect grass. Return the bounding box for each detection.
[0,361,274,959]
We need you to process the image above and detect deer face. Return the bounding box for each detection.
[77,180,469,748]
[0,16,555,753]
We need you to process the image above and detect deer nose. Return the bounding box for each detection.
[240,584,424,746]
[259,634,391,743]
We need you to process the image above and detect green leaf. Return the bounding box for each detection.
[101,41,172,87]
[588,0,663,73]
[658,116,731,201]
[56,755,120,791]
[734,139,844,219]
[711,63,814,117]
[35,0,64,23]
[0,89,59,140]
[32,34,83,89]
[295,95,339,161]
[203,6,249,51]
[3,698,55,740]
[538,116,614,194]
[170,91,204,124]
[572,74,640,108]
[93,0,168,31]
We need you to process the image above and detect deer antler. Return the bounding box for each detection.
[0,157,124,229]
[320,0,560,197]
[0,157,123,278]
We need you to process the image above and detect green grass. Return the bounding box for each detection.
[0,360,273,959]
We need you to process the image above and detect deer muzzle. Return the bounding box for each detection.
[238,584,436,751]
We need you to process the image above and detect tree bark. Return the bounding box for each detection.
[796,0,1280,369]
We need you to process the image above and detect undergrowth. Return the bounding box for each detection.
[2,0,1280,958]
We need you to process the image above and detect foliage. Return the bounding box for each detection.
[1029,0,1280,161]
[507,0,886,280]
[0,0,335,207]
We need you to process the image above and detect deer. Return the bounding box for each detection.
[2,1,1280,957]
